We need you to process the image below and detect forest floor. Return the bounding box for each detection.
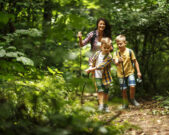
[84,94,169,135]
[98,100,169,135]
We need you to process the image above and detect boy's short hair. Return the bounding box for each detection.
[101,37,112,47]
[115,35,126,42]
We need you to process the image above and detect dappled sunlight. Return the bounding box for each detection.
[0,0,168,134]
[68,52,78,60]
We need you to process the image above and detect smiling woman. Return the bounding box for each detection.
[77,18,113,66]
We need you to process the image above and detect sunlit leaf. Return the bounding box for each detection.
[0,49,6,57]
[15,28,42,37]
[47,67,56,75]
[6,52,18,57]
[16,56,34,66]
[6,46,17,51]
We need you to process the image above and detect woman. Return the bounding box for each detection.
[77,18,113,65]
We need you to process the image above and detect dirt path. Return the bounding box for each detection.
[99,100,169,135]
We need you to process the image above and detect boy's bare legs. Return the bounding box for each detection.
[103,93,108,105]
[98,92,104,104]
[104,93,110,112]
[130,86,140,106]
[98,92,104,111]
[130,86,135,99]
[122,89,128,103]
[121,89,129,109]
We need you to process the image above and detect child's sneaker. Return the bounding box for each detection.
[122,104,129,109]
[119,104,128,110]
[98,104,104,111]
[105,106,110,113]
[131,99,140,106]
[104,104,110,113]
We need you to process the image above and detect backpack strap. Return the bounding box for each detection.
[129,49,132,61]
[118,51,125,78]
[129,49,134,67]
[118,51,121,57]
[90,30,96,50]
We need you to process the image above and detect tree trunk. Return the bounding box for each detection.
[43,0,52,25]
[142,32,148,90]
[0,1,4,11]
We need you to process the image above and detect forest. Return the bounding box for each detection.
[0,0,169,134]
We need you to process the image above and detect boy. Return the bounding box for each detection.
[85,37,113,112]
[113,35,142,109]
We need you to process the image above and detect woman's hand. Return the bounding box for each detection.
[77,31,82,39]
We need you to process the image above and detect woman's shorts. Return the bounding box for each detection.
[95,78,109,94]
[119,74,136,90]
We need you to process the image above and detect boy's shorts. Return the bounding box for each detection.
[95,78,109,94]
[119,74,136,90]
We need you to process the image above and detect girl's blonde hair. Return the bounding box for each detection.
[101,37,112,47]
[115,35,126,42]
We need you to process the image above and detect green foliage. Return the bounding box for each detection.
[15,29,42,37]
[0,12,14,28]
[0,0,169,134]
[0,46,34,66]
[0,28,43,66]
[0,69,123,135]
[16,56,34,66]
[153,95,169,108]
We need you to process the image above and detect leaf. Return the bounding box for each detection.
[99,126,108,134]
[0,12,14,28]
[47,67,56,75]
[16,56,34,66]
[0,12,9,25]
[54,68,63,74]
[29,28,42,37]
[15,28,42,37]
[16,51,25,56]
[6,52,18,58]
[83,106,95,112]
[6,46,16,51]
[0,49,6,57]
